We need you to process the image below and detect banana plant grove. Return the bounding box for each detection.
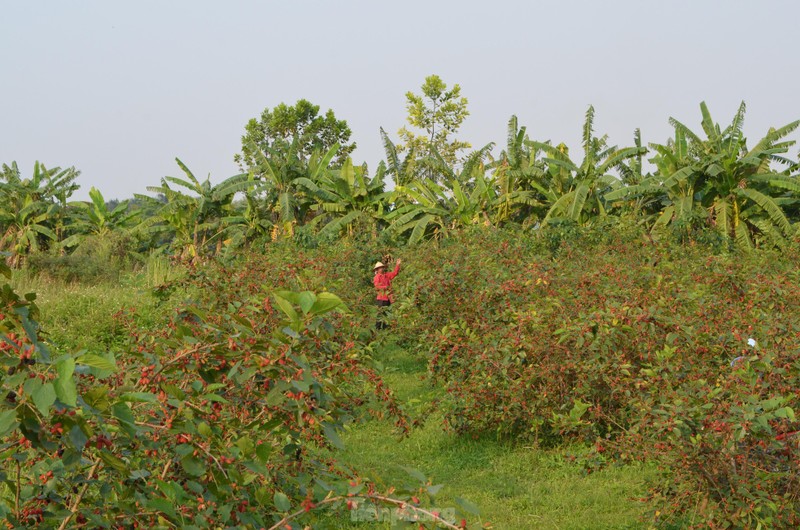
[2,101,800,266]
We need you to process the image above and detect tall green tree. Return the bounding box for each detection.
[397,75,470,178]
[235,99,355,173]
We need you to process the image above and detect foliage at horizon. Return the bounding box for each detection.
[3,92,800,267]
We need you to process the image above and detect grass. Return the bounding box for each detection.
[320,338,656,529]
[10,269,177,353]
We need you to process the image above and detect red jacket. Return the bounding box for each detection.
[374,263,400,301]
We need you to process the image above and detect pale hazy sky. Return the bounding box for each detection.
[2,1,799,200]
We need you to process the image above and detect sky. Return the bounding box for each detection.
[2,0,799,201]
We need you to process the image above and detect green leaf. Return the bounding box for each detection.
[146,497,177,519]
[161,384,186,400]
[0,410,18,437]
[112,402,137,437]
[322,422,344,450]
[265,385,285,406]
[32,383,56,415]
[309,292,345,315]
[273,293,298,322]
[119,392,158,403]
[197,422,212,438]
[69,425,88,452]
[76,353,117,372]
[255,443,272,463]
[99,450,129,473]
[401,466,427,483]
[55,358,77,407]
[181,456,206,477]
[427,484,444,496]
[273,491,291,512]
[297,291,316,314]
[202,393,230,404]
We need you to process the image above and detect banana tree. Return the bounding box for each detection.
[249,140,340,237]
[216,174,272,249]
[387,150,496,244]
[0,197,57,267]
[380,128,417,189]
[604,129,694,229]
[61,187,140,248]
[0,161,79,265]
[529,106,647,227]
[490,116,548,225]
[137,159,247,260]
[666,102,799,248]
[308,157,390,239]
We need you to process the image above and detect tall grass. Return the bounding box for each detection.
[10,268,175,354]
[141,251,180,288]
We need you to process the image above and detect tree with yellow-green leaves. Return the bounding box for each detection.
[397,75,470,181]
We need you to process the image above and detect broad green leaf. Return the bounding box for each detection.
[0,410,18,437]
[112,402,137,436]
[265,386,285,406]
[455,496,481,516]
[181,456,206,477]
[202,393,229,404]
[309,292,345,315]
[76,353,117,372]
[401,466,427,483]
[69,425,88,452]
[273,491,291,512]
[32,382,56,415]
[272,293,298,322]
[427,484,444,496]
[55,358,77,407]
[161,384,186,399]
[322,422,344,450]
[197,421,212,438]
[297,291,316,314]
[255,443,272,463]
[146,497,177,519]
[119,392,158,403]
[99,450,129,473]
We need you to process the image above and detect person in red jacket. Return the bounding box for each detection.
[373,259,401,329]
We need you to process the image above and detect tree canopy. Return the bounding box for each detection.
[397,75,470,179]
[234,99,356,173]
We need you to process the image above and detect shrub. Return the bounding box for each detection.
[0,250,473,528]
[387,226,800,526]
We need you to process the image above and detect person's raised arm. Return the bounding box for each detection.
[387,259,401,279]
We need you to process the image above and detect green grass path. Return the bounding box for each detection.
[326,340,654,529]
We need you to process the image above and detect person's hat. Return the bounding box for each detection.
[373,261,386,270]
